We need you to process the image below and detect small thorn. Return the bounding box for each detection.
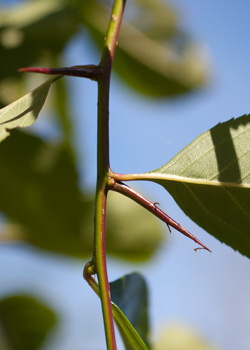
[166,223,172,233]
[194,247,211,253]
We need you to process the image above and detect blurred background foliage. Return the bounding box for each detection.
[0,0,210,349]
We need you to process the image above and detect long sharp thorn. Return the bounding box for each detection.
[18,65,102,81]
[111,181,212,253]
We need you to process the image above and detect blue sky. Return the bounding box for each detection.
[1,1,250,349]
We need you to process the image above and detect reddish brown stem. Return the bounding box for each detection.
[110,180,211,253]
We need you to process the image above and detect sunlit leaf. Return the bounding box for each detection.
[110,273,149,350]
[81,0,207,97]
[0,76,60,142]
[144,114,250,258]
[0,295,56,350]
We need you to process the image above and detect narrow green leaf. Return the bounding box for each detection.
[145,114,250,257]
[110,273,149,350]
[0,76,60,142]
[0,295,56,350]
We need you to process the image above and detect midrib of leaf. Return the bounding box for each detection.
[123,172,250,189]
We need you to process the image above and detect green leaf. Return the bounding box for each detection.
[110,273,149,350]
[81,0,207,97]
[144,114,250,258]
[0,76,60,142]
[0,295,56,350]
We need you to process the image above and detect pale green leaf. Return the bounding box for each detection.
[0,76,60,142]
[144,115,250,257]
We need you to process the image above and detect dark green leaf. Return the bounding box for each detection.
[144,114,250,258]
[110,273,149,350]
[0,76,60,142]
[0,295,56,350]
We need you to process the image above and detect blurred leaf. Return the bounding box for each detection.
[130,0,179,39]
[0,294,56,350]
[0,0,77,79]
[110,273,149,350]
[0,130,163,260]
[0,76,61,142]
[1,0,207,98]
[81,0,207,97]
[154,323,220,350]
[145,114,250,258]
[0,129,90,257]
[107,192,164,261]
[53,68,74,149]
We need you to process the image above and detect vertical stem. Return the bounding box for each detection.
[93,1,126,349]
[94,71,114,348]
[94,185,115,348]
